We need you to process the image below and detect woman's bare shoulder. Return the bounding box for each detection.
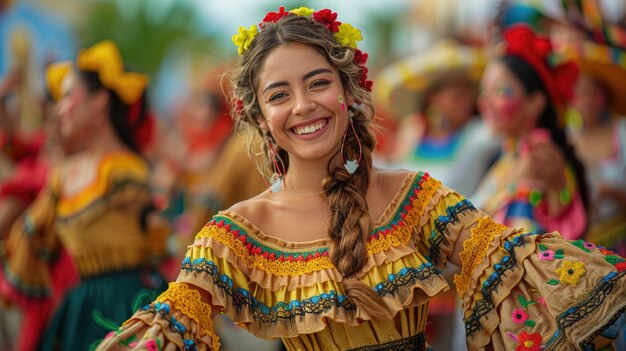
[222,190,280,231]
[370,167,414,195]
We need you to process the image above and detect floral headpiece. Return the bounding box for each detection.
[503,25,578,105]
[232,6,372,91]
[77,40,149,105]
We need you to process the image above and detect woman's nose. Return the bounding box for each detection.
[292,91,315,115]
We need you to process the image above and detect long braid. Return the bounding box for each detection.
[322,109,393,321]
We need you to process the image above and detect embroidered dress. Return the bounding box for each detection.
[0,151,167,351]
[96,172,625,351]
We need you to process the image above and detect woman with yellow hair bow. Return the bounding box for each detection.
[0,40,167,351]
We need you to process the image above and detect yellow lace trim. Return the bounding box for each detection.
[196,226,335,276]
[454,216,508,297]
[155,282,219,348]
[366,176,441,255]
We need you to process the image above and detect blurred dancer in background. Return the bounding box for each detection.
[0,41,167,351]
[474,25,589,240]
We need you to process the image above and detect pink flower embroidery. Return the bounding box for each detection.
[538,250,555,261]
[583,242,596,250]
[537,297,546,306]
[512,309,528,324]
[144,340,158,351]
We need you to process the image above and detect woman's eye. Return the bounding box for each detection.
[310,79,330,89]
[496,86,514,97]
[268,92,287,102]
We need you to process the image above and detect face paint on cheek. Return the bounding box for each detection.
[496,95,524,123]
[338,95,345,111]
[490,85,524,123]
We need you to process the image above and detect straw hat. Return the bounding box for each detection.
[558,40,626,115]
[374,41,485,116]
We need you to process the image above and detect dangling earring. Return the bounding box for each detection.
[341,113,362,175]
[264,136,286,192]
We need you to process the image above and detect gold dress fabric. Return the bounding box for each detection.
[96,172,626,351]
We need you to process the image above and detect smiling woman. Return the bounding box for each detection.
[95,7,626,351]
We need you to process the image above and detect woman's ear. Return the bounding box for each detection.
[346,92,356,107]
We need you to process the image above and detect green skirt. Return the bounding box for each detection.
[38,268,166,351]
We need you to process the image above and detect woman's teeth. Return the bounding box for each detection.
[293,120,326,135]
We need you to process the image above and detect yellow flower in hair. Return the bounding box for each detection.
[334,23,362,48]
[290,7,314,17]
[555,260,586,286]
[77,40,149,105]
[232,25,259,55]
[45,61,72,102]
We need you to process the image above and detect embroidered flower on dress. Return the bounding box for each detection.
[615,262,626,272]
[583,242,596,250]
[516,331,542,351]
[144,340,159,351]
[537,297,546,306]
[555,260,586,286]
[538,250,555,261]
[512,309,529,324]
[599,247,615,255]
[572,239,593,253]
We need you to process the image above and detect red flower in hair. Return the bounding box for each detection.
[313,9,341,33]
[552,61,578,102]
[235,99,244,113]
[261,6,289,26]
[503,25,578,105]
[357,66,373,92]
[353,49,368,66]
[505,26,551,62]
[363,79,373,92]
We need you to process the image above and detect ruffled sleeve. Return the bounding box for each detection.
[412,175,626,351]
[460,229,625,350]
[95,282,220,351]
[427,185,626,350]
[0,169,77,306]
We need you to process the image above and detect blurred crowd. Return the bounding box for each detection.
[0,0,625,350]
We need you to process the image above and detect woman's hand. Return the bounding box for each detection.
[517,129,566,193]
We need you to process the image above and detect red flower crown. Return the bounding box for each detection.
[232,6,373,92]
[503,25,578,105]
